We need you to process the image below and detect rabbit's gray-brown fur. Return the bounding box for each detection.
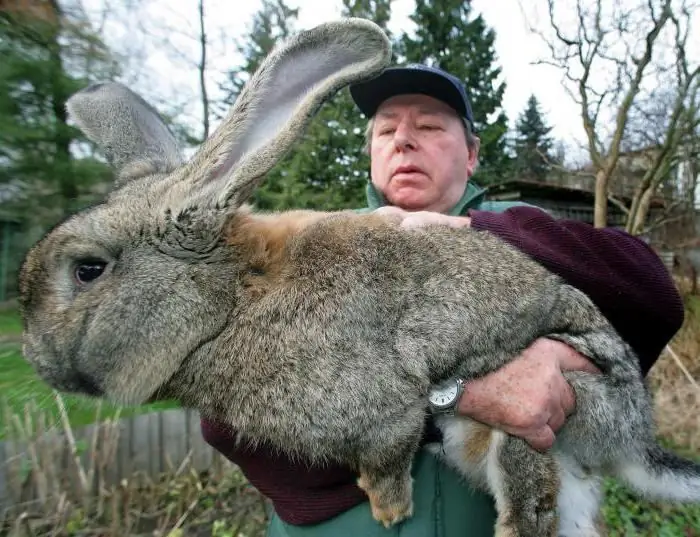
[17,18,700,537]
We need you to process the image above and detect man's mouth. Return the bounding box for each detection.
[393,165,423,176]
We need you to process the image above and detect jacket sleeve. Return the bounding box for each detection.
[468,205,684,375]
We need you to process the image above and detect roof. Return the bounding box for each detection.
[485,178,666,209]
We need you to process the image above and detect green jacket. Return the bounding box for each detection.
[360,180,529,215]
[266,180,532,537]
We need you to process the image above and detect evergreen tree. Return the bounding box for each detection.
[0,2,120,221]
[398,0,511,185]
[0,1,122,298]
[513,94,555,181]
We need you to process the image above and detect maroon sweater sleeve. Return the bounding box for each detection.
[200,205,685,526]
[468,206,684,375]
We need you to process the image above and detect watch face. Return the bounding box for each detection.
[429,383,459,407]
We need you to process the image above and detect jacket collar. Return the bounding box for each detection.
[365,180,486,216]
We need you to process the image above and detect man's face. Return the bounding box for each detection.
[369,93,478,214]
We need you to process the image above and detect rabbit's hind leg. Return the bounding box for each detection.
[556,454,605,537]
[487,432,560,537]
[356,409,425,528]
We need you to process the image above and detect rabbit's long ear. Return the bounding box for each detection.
[182,17,391,208]
[66,83,184,186]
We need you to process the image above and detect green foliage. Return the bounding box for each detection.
[512,94,556,181]
[602,476,700,535]
[0,304,22,334]
[0,6,119,219]
[0,4,126,300]
[398,0,512,185]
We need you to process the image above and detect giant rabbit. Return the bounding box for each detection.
[17,17,700,537]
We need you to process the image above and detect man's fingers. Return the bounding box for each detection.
[373,206,406,216]
[400,215,427,229]
[524,426,555,452]
[373,206,407,224]
[557,345,602,374]
[561,382,577,417]
[548,407,567,433]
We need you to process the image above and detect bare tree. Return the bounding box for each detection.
[129,0,215,144]
[625,7,699,234]
[523,0,698,231]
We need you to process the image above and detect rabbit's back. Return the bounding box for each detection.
[288,214,584,379]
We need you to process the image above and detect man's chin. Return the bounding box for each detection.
[387,190,436,212]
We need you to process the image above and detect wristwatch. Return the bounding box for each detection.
[428,378,465,416]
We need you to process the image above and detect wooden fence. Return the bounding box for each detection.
[0,407,231,514]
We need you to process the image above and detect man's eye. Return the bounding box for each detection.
[378,128,395,136]
[419,124,440,130]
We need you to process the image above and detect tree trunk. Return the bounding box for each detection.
[46,0,77,208]
[629,187,653,235]
[198,0,209,140]
[594,168,609,228]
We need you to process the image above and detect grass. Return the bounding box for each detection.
[600,435,700,536]
[0,305,177,440]
[0,306,22,334]
[602,477,700,536]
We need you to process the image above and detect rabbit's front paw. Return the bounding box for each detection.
[357,471,413,528]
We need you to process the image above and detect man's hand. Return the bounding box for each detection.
[373,207,471,229]
[457,338,601,451]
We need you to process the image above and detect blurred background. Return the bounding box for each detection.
[0,0,699,535]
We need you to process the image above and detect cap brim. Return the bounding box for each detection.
[349,67,468,120]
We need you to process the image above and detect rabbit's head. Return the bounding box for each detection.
[18,18,391,406]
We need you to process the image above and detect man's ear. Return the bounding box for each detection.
[466,135,480,176]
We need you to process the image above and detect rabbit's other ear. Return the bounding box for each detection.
[66,82,185,186]
[182,17,392,208]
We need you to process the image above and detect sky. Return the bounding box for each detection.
[85,0,699,167]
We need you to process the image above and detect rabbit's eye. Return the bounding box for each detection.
[74,261,107,285]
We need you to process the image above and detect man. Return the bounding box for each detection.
[201,64,684,536]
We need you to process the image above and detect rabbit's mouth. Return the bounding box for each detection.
[72,371,104,397]
[22,331,105,398]
[29,359,105,398]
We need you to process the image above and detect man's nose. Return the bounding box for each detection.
[393,124,417,151]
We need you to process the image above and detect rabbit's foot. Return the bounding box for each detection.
[494,506,558,537]
[493,519,519,537]
[357,470,413,528]
[491,480,558,537]
[487,434,559,537]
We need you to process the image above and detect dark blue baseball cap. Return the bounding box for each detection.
[349,63,475,131]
